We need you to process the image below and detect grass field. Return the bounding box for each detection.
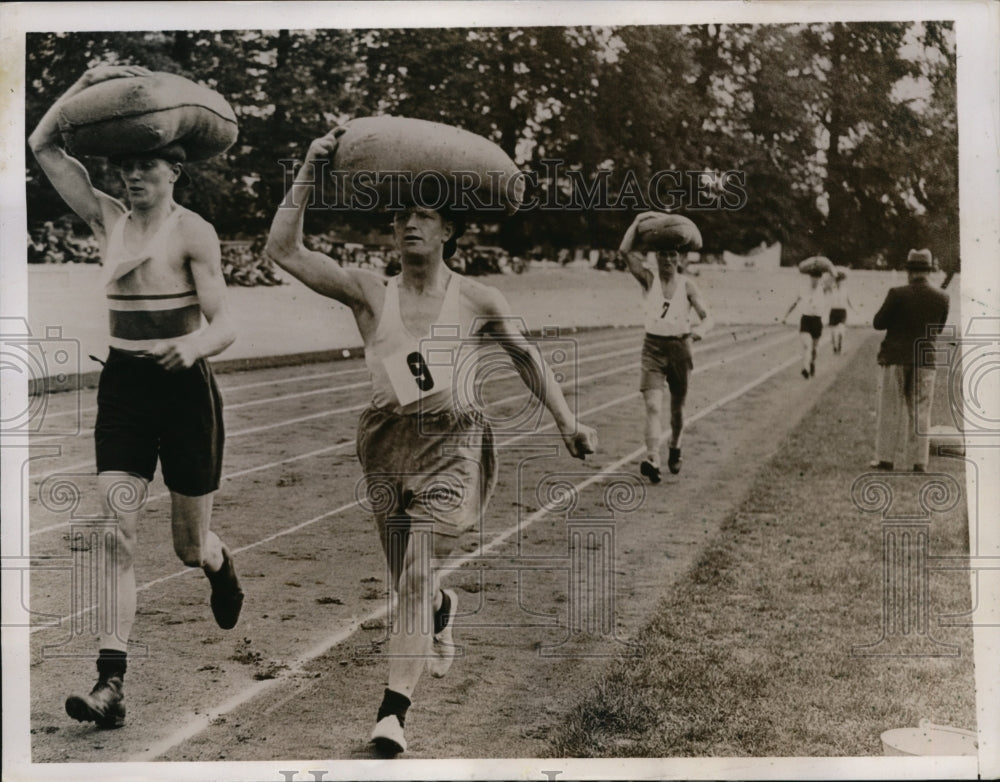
[552,334,975,757]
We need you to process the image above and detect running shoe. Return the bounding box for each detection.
[371,714,407,755]
[65,676,125,729]
[667,447,682,475]
[208,546,244,630]
[640,460,661,484]
[428,588,458,678]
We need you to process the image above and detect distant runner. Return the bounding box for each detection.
[782,269,829,378]
[619,212,714,482]
[827,268,856,355]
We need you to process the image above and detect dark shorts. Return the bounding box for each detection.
[639,333,693,398]
[357,405,498,585]
[829,308,847,326]
[800,315,823,340]
[95,348,224,496]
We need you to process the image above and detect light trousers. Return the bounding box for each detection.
[874,364,937,468]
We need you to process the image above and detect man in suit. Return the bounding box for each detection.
[870,249,950,472]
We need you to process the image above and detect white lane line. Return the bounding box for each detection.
[34,365,372,424]
[31,329,648,426]
[126,344,800,762]
[225,380,369,410]
[24,331,652,471]
[31,332,796,630]
[27,327,778,478]
[28,328,782,536]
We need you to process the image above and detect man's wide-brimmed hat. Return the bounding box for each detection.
[905,248,934,271]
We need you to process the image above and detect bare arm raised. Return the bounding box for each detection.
[472,285,597,459]
[265,130,384,330]
[28,65,151,242]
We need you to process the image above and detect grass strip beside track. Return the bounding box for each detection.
[551,335,976,757]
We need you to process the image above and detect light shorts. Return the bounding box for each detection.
[357,405,498,584]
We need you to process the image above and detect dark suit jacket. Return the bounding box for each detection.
[873,279,950,365]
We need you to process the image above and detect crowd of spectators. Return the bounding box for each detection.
[28,222,629,285]
[28,220,100,264]
[220,238,285,287]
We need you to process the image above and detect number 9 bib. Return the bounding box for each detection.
[382,343,456,408]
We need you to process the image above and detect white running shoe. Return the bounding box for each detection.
[371,714,407,755]
[428,588,458,678]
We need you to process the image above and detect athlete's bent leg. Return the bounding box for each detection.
[642,388,664,466]
[170,491,222,570]
[799,331,812,376]
[171,491,243,629]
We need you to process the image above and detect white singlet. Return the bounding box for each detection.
[643,269,692,337]
[829,284,848,310]
[366,274,482,414]
[799,278,828,317]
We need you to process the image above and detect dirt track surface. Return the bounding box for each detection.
[25,323,868,761]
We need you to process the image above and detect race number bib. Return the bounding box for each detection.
[382,344,456,407]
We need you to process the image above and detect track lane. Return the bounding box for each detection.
[28,325,811,761]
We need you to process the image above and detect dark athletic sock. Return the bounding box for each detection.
[434,589,452,635]
[96,648,127,681]
[377,688,411,727]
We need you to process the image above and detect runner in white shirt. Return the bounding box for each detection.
[827,269,856,355]
[619,212,713,482]
[783,271,829,378]
[266,129,597,756]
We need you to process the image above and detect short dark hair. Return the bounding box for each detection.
[440,208,466,260]
[392,205,466,259]
[108,141,187,167]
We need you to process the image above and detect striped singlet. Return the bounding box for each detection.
[103,208,201,353]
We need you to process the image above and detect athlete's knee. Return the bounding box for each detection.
[103,525,137,570]
[97,473,148,517]
[173,540,205,568]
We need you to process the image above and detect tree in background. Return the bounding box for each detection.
[25,22,957,270]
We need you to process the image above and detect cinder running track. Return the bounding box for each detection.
[22,322,862,761]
